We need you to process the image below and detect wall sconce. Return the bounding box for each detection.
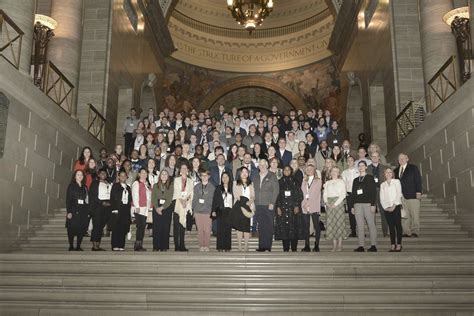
[32,14,57,87]
[443,7,471,83]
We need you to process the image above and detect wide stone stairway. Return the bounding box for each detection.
[0,196,473,315]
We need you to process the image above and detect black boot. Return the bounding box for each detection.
[138,241,147,252]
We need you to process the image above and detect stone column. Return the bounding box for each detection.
[1,0,35,74]
[470,1,474,51]
[418,0,460,111]
[47,0,84,119]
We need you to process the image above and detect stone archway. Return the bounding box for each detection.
[197,76,307,112]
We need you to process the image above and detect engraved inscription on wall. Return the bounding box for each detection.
[0,93,9,159]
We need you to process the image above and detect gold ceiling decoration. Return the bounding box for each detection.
[226,0,273,34]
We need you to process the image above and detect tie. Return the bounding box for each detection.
[400,166,405,178]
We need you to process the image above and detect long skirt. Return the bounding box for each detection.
[325,197,347,240]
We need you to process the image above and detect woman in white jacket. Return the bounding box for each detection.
[379,168,403,252]
[131,168,152,251]
[173,163,194,251]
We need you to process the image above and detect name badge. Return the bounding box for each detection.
[181,191,186,198]
[78,199,84,205]
[250,144,254,149]
[199,199,205,204]
[284,191,291,197]
[112,210,119,214]
[305,193,309,199]
[129,123,134,127]
[122,197,128,205]
[224,201,230,208]
[357,189,363,195]
[159,199,166,205]
[333,140,338,144]
[374,178,379,183]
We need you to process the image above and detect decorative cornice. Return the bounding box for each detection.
[172,9,332,39]
[138,0,176,57]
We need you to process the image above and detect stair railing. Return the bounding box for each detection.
[0,10,24,69]
[87,103,106,144]
[396,101,425,142]
[427,55,458,112]
[41,61,74,115]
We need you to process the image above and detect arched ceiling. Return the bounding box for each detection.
[167,0,334,72]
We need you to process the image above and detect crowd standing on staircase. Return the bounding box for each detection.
[66,105,423,253]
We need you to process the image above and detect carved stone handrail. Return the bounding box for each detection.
[395,101,425,142]
[87,103,106,144]
[0,10,24,69]
[41,61,74,114]
[427,55,458,112]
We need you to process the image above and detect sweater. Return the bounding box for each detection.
[192,182,215,214]
[351,174,377,206]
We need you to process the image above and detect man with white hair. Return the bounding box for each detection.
[394,153,422,237]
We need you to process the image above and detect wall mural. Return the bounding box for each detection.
[161,57,344,122]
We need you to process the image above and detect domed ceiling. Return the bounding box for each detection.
[167,0,334,72]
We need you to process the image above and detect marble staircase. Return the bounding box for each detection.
[0,195,473,315]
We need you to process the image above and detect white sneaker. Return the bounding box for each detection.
[118,248,125,251]
[112,248,120,251]
[204,247,210,252]
[199,247,205,252]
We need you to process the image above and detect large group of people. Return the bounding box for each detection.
[65,105,423,253]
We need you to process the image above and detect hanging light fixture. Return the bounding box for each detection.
[227,0,274,34]
[32,14,58,87]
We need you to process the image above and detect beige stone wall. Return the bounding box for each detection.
[77,0,113,128]
[0,60,102,249]
[387,79,474,234]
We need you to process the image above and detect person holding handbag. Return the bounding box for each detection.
[230,167,255,252]
[380,168,403,252]
[131,168,152,251]
[151,169,174,251]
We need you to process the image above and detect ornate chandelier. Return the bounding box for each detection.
[227,0,274,34]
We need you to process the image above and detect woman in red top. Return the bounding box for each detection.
[73,147,93,172]
[85,158,97,189]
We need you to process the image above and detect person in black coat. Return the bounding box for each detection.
[110,170,132,251]
[274,166,305,252]
[394,153,423,237]
[212,171,234,252]
[151,169,175,251]
[89,169,112,251]
[65,170,89,251]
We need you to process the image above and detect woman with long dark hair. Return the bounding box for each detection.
[230,167,255,252]
[151,169,174,251]
[74,147,93,172]
[212,171,234,252]
[65,170,89,251]
[110,170,132,251]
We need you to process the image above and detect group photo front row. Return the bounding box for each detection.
[65,106,423,253]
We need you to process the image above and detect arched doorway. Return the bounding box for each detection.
[197,76,307,113]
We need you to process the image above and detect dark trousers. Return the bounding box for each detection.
[255,205,275,250]
[216,216,232,250]
[282,239,298,252]
[303,213,321,248]
[385,205,403,245]
[186,213,194,231]
[375,189,389,236]
[347,192,357,235]
[91,204,110,242]
[111,214,128,249]
[153,207,173,250]
[135,214,147,242]
[67,229,83,249]
[124,133,134,157]
[173,213,186,250]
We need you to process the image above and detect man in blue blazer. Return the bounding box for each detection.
[209,154,233,187]
[275,138,293,167]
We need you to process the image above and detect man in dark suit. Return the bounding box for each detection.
[209,154,232,187]
[394,153,422,237]
[367,151,389,237]
[275,138,293,167]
